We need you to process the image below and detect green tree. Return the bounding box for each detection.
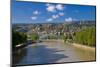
[63,33,68,43]
[30,33,39,41]
[74,27,96,47]
[12,30,27,48]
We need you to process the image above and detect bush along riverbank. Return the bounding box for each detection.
[12,30,40,51]
[63,27,96,47]
[12,30,27,50]
[74,27,96,47]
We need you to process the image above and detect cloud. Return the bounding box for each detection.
[46,4,64,12]
[47,18,53,22]
[33,10,40,15]
[56,4,64,10]
[31,16,37,20]
[65,17,73,22]
[52,14,59,19]
[46,5,56,12]
[59,12,64,16]
[46,3,51,6]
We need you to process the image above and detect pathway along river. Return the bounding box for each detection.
[13,40,95,65]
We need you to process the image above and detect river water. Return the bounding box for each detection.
[13,40,95,66]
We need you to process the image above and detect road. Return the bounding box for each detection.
[13,40,95,65]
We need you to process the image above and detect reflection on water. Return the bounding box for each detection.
[12,42,95,66]
[13,44,68,65]
[13,48,27,65]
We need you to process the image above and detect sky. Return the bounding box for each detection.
[12,0,96,23]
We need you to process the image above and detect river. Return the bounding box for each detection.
[13,40,95,66]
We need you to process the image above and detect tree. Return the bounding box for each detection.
[63,33,68,43]
[30,33,39,41]
[12,30,27,48]
[74,27,96,47]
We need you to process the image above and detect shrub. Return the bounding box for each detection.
[74,27,96,47]
[12,30,27,48]
[30,34,39,41]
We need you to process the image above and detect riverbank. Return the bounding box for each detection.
[42,39,64,43]
[43,39,95,52]
[72,43,95,52]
